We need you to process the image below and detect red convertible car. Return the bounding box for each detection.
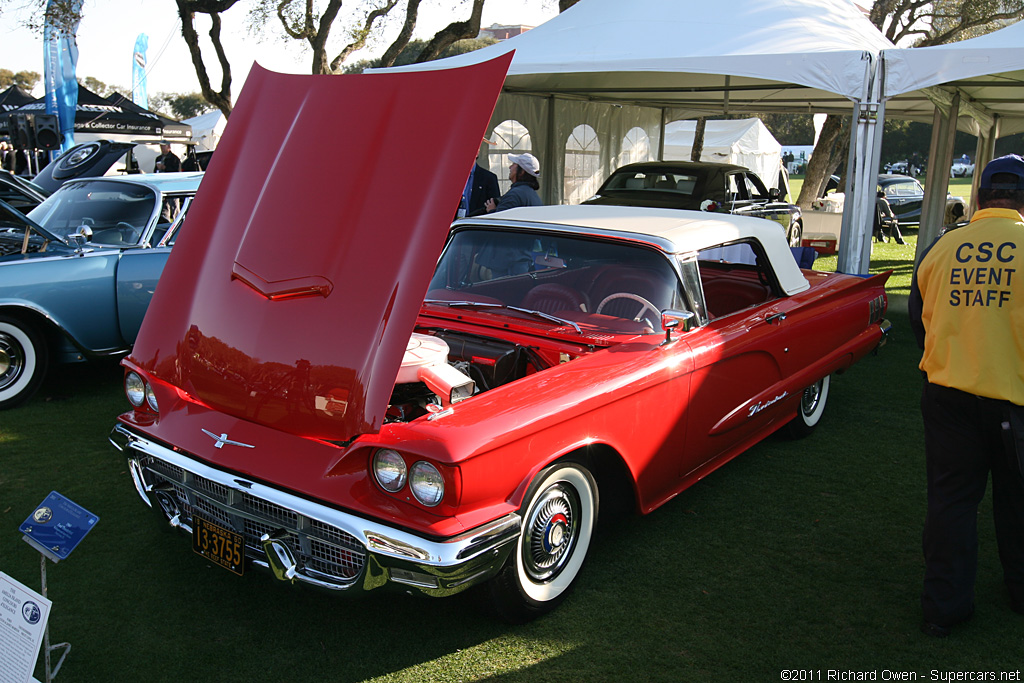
[109,59,890,622]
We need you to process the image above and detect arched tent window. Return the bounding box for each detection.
[620,127,651,166]
[489,119,532,194]
[564,124,600,205]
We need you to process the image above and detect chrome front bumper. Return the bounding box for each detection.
[109,424,519,596]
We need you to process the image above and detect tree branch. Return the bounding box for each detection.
[329,0,401,73]
[380,0,423,68]
[414,0,486,63]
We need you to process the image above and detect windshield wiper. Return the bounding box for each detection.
[424,299,582,334]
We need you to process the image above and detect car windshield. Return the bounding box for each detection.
[882,180,922,198]
[426,228,687,335]
[27,179,157,247]
[602,170,700,196]
[1,172,48,200]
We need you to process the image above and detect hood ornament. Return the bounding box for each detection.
[202,429,255,450]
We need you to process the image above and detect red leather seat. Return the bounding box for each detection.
[519,283,589,314]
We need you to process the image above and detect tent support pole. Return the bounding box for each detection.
[838,53,882,275]
[916,92,959,264]
[545,95,558,204]
[658,108,667,161]
[970,115,1000,216]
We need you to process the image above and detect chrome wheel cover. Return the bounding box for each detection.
[523,484,579,583]
[0,331,25,391]
[801,380,822,417]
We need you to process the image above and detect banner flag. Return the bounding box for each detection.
[43,0,85,152]
[132,33,149,109]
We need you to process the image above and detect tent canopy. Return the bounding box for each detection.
[882,20,1024,136]
[374,0,893,268]
[663,118,783,190]
[380,0,894,111]
[13,84,190,140]
[0,85,35,113]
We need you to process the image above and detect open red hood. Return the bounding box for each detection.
[129,56,511,441]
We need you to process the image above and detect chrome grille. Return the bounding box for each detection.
[195,476,230,501]
[137,454,366,586]
[151,459,184,481]
[241,492,297,526]
[308,539,362,579]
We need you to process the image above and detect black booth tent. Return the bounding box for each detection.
[12,84,190,140]
[0,85,35,113]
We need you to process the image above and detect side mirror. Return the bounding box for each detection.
[768,187,782,201]
[69,224,92,247]
[661,309,696,345]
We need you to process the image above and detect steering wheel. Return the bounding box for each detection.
[115,222,141,243]
[596,293,660,327]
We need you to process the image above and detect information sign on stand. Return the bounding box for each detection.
[14,492,99,683]
[19,492,99,562]
[0,572,51,683]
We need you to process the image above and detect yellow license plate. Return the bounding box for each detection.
[192,517,245,575]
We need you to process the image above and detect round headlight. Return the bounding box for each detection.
[409,461,444,507]
[145,383,159,412]
[125,372,146,407]
[373,449,407,493]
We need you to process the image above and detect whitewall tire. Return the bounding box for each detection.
[484,461,598,623]
[785,374,830,438]
[0,316,47,410]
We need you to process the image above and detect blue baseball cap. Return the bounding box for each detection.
[979,154,1024,190]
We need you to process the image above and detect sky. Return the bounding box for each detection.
[0,0,559,99]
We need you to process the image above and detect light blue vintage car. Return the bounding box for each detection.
[0,172,202,408]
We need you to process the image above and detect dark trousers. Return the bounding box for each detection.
[921,382,1024,625]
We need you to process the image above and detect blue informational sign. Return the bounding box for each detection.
[19,491,99,562]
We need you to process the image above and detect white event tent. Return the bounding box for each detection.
[377,0,895,273]
[663,118,784,192]
[881,21,1024,260]
[183,110,227,151]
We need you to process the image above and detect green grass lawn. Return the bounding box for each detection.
[2,238,1020,681]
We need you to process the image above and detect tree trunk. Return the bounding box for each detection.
[796,114,844,208]
[414,0,486,63]
[177,1,235,117]
[690,117,706,162]
[381,0,424,68]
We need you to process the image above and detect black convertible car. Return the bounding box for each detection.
[583,161,804,247]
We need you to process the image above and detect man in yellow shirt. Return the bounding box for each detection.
[909,154,1024,637]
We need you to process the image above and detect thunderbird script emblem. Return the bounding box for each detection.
[202,429,255,450]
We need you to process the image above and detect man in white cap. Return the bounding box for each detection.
[475,152,542,215]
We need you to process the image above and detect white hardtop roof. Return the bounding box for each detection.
[461,205,810,295]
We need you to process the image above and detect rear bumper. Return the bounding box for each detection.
[109,424,519,596]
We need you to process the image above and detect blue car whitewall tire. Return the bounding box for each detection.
[0,316,47,409]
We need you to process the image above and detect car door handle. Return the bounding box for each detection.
[765,312,787,324]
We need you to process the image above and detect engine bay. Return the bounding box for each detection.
[385,329,555,423]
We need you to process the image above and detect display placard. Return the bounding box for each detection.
[19,492,99,563]
[0,571,51,683]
